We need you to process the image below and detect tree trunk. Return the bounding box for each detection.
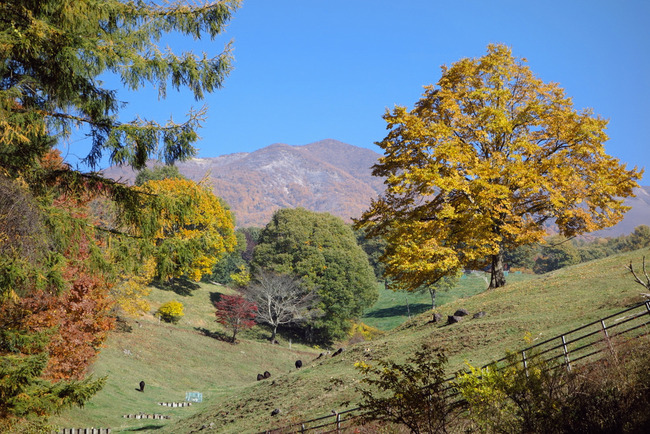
[428,288,436,310]
[489,250,506,289]
[270,325,277,342]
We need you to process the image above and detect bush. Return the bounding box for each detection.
[455,336,650,434]
[156,300,184,324]
[354,342,460,433]
[455,350,565,433]
[347,321,384,344]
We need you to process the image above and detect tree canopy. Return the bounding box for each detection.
[135,165,187,186]
[244,270,320,342]
[139,177,237,282]
[356,44,641,290]
[252,208,378,342]
[0,0,240,428]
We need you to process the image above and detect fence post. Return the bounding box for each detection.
[336,412,341,432]
[301,423,306,432]
[561,335,571,372]
[600,319,616,356]
[522,350,529,378]
[600,319,609,339]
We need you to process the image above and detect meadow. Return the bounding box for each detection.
[52,249,649,432]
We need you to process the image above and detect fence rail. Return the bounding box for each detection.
[262,301,650,433]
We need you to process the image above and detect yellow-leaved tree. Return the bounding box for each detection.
[356,44,641,289]
[139,177,237,282]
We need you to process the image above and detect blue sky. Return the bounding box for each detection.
[62,0,650,182]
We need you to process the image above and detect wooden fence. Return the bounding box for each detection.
[262,301,650,433]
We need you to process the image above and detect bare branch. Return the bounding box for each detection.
[628,257,650,290]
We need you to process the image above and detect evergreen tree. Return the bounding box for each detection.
[0,0,240,428]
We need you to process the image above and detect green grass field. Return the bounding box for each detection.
[52,249,650,433]
[362,271,534,330]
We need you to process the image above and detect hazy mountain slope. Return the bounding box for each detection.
[101,139,649,232]
[101,139,384,227]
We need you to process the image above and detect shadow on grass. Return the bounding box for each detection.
[364,303,431,319]
[151,278,200,296]
[195,327,231,342]
[209,291,221,306]
[124,424,166,431]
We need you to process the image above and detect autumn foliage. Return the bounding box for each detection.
[139,177,237,282]
[215,294,258,343]
[358,44,642,290]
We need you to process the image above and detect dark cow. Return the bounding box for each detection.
[257,373,264,381]
[295,360,303,369]
[263,371,271,379]
[138,381,145,392]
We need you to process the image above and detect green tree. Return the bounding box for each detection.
[356,44,641,291]
[0,0,240,427]
[624,225,650,252]
[533,236,581,274]
[504,244,539,271]
[208,229,248,285]
[135,165,187,187]
[355,227,387,280]
[252,208,378,342]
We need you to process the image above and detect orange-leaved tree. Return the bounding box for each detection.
[356,44,641,290]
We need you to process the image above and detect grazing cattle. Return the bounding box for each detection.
[295,360,302,369]
[263,371,271,378]
[138,381,145,392]
[332,347,344,357]
[271,408,280,416]
[257,373,264,381]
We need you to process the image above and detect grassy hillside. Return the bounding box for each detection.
[160,250,649,433]
[50,281,319,432]
[53,249,649,433]
[362,271,534,330]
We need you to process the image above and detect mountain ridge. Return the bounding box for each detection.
[101,139,648,234]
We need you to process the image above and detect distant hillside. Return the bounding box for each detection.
[590,185,650,237]
[101,139,649,232]
[101,139,384,227]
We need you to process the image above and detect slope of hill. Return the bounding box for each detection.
[101,139,384,227]
[160,250,648,433]
[52,249,650,433]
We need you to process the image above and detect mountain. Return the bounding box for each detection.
[101,139,385,227]
[101,139,649,233]
[590,185,650,237]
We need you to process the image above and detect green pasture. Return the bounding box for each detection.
[53,249,650,433]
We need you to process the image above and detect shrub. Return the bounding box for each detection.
[156,300,184,324]
[354,342,460,434]
[455,336,650,433]
[455,350,565,433]
[347,322,384,344]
